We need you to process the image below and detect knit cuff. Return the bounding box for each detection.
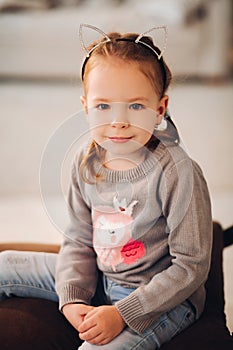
[58,284,93,311]
[115,292,155,334]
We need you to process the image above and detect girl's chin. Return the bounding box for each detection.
[98,138,144,150]
[94,138,151,164]
[102,144,143,155]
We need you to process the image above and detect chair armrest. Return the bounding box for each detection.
[0,242,60,254]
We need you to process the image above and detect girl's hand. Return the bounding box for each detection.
[62,303,94,332]
[78,305,126,345]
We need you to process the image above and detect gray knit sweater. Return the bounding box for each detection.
[55,141,212,334]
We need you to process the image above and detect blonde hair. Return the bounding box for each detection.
[80,31,173,183]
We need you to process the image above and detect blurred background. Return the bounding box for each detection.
[0,0,232,330]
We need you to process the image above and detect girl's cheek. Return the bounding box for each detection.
[132,119,157,135]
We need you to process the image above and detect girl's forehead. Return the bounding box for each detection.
[84,56,159,101]
[88,56,139,74]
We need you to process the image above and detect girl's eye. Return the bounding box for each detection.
[96,103,111,110]
[129,103,145,111]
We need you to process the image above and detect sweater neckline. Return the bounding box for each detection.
[94,142,165,183]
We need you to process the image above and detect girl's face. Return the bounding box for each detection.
[81,57,168,168]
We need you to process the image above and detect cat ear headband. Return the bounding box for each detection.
[79,23,168,80]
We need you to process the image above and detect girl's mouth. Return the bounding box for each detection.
[108,136,132,143]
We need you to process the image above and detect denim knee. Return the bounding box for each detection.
[0,250,58,302]
[0,250,21,300]
[0,250,31,276]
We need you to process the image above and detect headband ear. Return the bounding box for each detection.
[79,23,111,57]
[135,26,168,60]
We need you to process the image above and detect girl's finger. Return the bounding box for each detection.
[79,326,101,342]
[78,315,96,333]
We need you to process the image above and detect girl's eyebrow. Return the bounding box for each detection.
[91,98,111,103]
[91,97,149,103]
[127,97,149,103]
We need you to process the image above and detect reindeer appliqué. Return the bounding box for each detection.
[93,196,145,271]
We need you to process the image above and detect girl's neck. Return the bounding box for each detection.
[104,150,146,171]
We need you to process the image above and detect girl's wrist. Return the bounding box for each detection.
[61,301,88,313]
[72,301,88,305]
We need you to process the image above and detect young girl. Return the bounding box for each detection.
[0,25,212,349]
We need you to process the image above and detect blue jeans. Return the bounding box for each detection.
[0,250,196,349]
[0,250,58,301]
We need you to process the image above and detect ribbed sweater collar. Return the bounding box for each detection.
[93,142,165,183]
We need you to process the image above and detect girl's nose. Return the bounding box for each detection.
[110,121,129,128]
[110,104,130,128]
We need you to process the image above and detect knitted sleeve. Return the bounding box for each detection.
[55,162,98,310]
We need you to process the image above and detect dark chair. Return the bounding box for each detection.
[0,222,232,350]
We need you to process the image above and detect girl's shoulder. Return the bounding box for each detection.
[72,139,91,165]
[68,140,92,183]
[156,142,207,188]
[154,141,191,168]
[155,141,206,181]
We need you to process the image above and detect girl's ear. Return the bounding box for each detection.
[157,95,169,118]
[80,95,88,114]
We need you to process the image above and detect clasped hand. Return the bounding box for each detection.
[63,303,126,345]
